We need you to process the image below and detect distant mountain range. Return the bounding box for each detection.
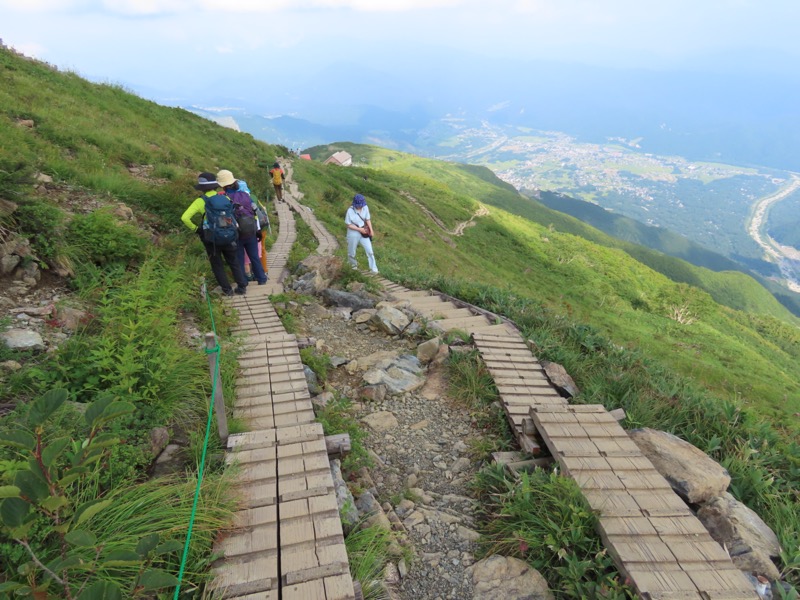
[177,54,800,172]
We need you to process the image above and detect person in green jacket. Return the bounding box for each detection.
[181,172,247,296]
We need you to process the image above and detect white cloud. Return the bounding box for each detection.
[0,0,467,14]
[487,101,510,112]
[101,0,192,15]
[8,42,48,58]
[0,0,87,10]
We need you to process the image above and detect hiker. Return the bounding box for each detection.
[181,172,248,296]
[345,193,378,273]
[269,162,285,201]
[216,169,268,286]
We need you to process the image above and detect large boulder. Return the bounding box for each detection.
[470,555,554,600]
[416,337,441,364]
[56,306,90,331]
[303,365,322,395]
[295,255,342,281]
[1,328,45,351]
[0,254,20,276]
[363,355,425,394]
[369,306,410,335]
[629,428,730,504]
[698,492,782,580]
[354,350,399,371]
[321,288,376,311]
[292,270,329,295]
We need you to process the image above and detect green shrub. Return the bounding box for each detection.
[315,395,371,473]
[300,347,332,383]
[13,199,64,261]
[66,209,147,266]
[473,464,634,599]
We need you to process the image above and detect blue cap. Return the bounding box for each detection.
[353,194,366,208]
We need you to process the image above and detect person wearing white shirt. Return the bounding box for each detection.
[344,194,378,273]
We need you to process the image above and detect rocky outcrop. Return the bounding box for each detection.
[629,427,730,504]
[469,555,553,600]
[292,256,343,295]
[698,492,782,580]
[331,459,359,534]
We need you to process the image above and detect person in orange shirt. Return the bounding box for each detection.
[269,162,285,201]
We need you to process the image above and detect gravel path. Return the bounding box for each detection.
[298,301,483,600]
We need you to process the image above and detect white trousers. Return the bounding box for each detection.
[347,230,378,272]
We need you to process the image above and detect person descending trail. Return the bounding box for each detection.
[217,169,268,285]
[181,172,247,296]
[345,193,378,273]
[269,161,285,201]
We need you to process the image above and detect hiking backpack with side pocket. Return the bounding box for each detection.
[203,193,239,246]
[227,190,258,238]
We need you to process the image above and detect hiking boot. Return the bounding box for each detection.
[222,289,234,297]
[234,287,246,295]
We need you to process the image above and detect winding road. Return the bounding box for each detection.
[746,174,800,292]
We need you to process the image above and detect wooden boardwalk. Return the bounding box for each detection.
[209,192,356,599]
[378,279,757,600]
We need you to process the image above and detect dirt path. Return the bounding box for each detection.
[297,302,483,599]
[401,191,488,237]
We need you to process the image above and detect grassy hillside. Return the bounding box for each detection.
[300,143,800,423]
[297,147,800,588]
[0,46,289,595]
[308,143,800,324]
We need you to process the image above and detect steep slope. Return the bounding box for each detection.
[297,144,800,423]
[0,46,286,594]
[307,142,800,324]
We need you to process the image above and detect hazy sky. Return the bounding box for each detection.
[3,0,800,100]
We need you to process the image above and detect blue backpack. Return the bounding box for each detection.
[203,194,238,246]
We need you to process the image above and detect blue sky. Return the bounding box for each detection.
[3,0,800,101]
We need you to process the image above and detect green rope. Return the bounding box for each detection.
[173,280,220,599]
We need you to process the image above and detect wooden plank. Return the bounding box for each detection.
[326,433,351,457]
[284,562,349,585]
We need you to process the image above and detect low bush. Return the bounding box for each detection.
[473,464,635,599]
[65,209,147,266]
[315,395,371,474]
[12,198,64,261]
[345,523,394,600]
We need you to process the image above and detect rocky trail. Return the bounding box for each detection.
[295,295,486,600]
